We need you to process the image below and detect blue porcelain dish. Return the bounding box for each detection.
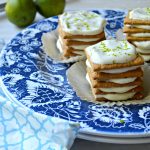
[1,9,150,137]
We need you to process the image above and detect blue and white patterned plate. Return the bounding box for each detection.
[1,9,150,138]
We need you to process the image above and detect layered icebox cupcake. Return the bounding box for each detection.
[57,11,106,59]
[85,39,144,101]
[124,8,150,62]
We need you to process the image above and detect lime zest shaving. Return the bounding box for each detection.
[99,41,130,57]
[120,120,125,124]
[145,8,150,15]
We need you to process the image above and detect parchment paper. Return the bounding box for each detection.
[67,61,150,105]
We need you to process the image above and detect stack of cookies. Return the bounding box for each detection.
[123,8,150,62]
[57,11,106,59]
[85,40,144,101]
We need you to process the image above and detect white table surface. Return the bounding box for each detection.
[0,0,150,149]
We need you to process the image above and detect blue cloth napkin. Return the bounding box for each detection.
[0,86,80,150]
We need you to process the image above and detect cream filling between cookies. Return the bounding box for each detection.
[107,78,137,84]
[131,33,150,37]
[59,11,106,35]
[126,24,150,30]
[73,51,85,55]
[129,8,150,20]
[139,54,150,61]
[86,60,139,74]
[136,47,150,54]
[86,74,138,93]
[71,45,89,50]
[94,92,136,101]
[59,36,89,50]
[86,40,137,64]
[133,41,150,49]
[99,86,137,93]
[57,39,85,55]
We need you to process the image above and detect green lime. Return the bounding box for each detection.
[34,0,65,18]
[5,0,36,27]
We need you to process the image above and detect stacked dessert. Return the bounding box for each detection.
[123,8,150,62]
[85,40,144,101]
[57,11,106,59]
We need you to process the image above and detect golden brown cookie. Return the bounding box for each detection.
[124,16,150,25]
[87,67,143,80]
[59,32,105,46]
[92,86,143,94]
[88,72,142,88]
[85,51,144,71]
[123,26,150,33]
[126,35,150,41]
[58,26,105,39]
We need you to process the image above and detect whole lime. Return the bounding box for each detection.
[35,0,65,18]
[5,0,36,27]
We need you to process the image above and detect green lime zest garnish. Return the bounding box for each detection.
[99,41,130,56]
[120,120,125,124]
[145,8,150,15]
[66,22,70,28]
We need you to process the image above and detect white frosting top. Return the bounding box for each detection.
[59,11,106,35]
[133,41,150,50]
[129,8,150,20]
[86,40,137,64]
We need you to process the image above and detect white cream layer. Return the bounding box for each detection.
[136,48,150,54]
[140,54,150,61]
[95,92,136,101]
[126,24,150,30]
[86,60,139,74]
[129,8,150,20]
[85,40,137,64]
[86,74,137,94]
[71,45,89,50]
[73,51,85,55]
[108,78,137,84]
[86,74,136,100]
[57,39,85,55]
[99,86,137,93]
[133,41,150,50]
[86,73,137,84]
[131,33,150,37]
[59,11,106,35]
[59,36,89,50]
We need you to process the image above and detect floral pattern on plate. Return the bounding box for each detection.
[1,9,150,136]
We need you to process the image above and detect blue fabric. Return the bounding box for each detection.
[0,86,79,150]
